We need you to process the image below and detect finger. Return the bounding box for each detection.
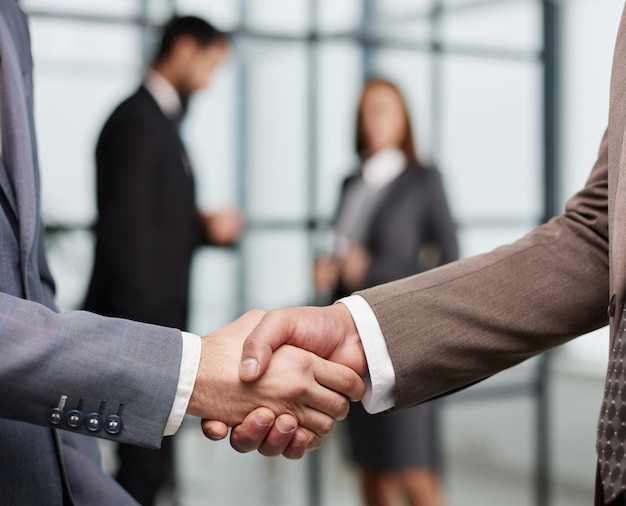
[201,419,230,441]
[240,312,292,382]
[296,405,337,436]
[255,414,300,457]
[229,407,276,453]
[281,428,316,460]
[314,359,367,402]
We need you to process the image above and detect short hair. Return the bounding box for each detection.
[154,16,229,63]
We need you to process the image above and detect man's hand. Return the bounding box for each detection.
[200,303,368,458]
[201,208,243,246]
[239,303,368,383]
[187,310,365,456]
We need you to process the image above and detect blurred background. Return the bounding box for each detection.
[19,0,624,504]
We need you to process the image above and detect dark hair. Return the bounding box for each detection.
[355,78,419,165]
[154,16,229,63]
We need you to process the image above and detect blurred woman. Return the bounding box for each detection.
[314,79,458,506]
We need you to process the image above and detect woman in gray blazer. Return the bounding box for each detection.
[315,79,458,506]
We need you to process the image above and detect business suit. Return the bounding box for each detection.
[0,2,182,504]
[338,165,458,291]
[85,85,204,329]
[84,85,206,503]
[355,5,626,505]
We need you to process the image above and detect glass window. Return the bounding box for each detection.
[21,0,141,16]
[441,0,541,53]
[182,57,238,211]
[559,0,623,206]
[30,19,143,224]
[440,56,542,221]
[374,0,434,18]
[244,41,309,221]
[244,230,312,309]
[188,249,240,333]
[317,0,362,34]
[316,42,363,220]
[245,0,309,35]
[172,0,240,30]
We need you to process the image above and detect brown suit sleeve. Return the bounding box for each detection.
[357,130,610,410]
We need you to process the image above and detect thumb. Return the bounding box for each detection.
[239,312,292,382]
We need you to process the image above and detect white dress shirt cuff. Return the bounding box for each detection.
[338,295,397,414]
[164,331,202,436]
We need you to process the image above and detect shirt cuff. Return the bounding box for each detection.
[338,295,397,414]
[164,331,202,436]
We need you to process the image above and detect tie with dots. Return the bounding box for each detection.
[598,309,626,503]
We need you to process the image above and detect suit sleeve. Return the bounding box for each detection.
[0,291,183,448]
[357,130,610,410]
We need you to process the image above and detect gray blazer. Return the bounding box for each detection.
[0,3,183,504]
[356,6,626,504]
[334,166,458,296]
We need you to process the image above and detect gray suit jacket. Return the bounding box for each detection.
[0,2,183,504]
[357,5,626,504]
[334,165,458,296]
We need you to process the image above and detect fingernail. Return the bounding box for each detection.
[241,358,259,379]
[276,418,296,434]
[254,413,273,427]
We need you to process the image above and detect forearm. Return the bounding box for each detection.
[359,213,609,410]
[0,293,183,447]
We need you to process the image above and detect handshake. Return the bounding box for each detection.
[186,303,369,459]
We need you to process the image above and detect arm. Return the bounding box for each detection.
[0,295,364,454]
[0,293,182,448]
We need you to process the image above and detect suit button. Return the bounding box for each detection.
[47,395,68,425]
[105,415,123,435]
[85,413,103,432]
[46,408,64,425]
[65,410,84,428]
[65,397,86,428]
[85,400,106,432]
[608,294,617,318]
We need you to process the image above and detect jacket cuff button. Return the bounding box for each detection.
[105,415,123,435]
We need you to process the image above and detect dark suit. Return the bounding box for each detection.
[86,86,204,329]
[85,86,205,504]
[0,2,183,504]
[337,165,458,469]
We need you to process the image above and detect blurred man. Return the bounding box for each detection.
[85,16,242,505]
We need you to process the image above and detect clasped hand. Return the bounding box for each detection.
[187,306,367,459]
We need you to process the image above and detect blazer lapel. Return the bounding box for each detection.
[0,8,39,293]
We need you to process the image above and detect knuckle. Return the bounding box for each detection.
[318,417,335,436]
[244,308,266,320]
[335,397,350,420]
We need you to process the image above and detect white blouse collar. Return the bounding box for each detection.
[361,147,406,189]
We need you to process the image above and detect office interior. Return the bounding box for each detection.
[21,0,622,504]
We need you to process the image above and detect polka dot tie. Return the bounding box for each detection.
[598,309,626,503]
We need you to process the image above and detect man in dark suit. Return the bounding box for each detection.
[84,15,242,505]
